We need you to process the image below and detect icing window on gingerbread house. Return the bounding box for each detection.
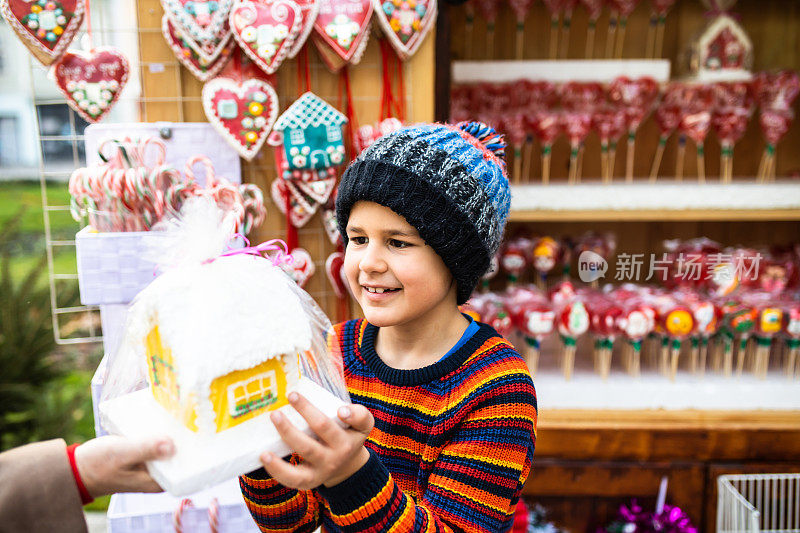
[326,124,342,142]
[228,370,279,418]
[290,128,305,145]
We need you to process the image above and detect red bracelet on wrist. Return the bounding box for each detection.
[66,443,95,505]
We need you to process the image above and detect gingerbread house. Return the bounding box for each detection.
[689,14,753,81]
[132,254,312,434]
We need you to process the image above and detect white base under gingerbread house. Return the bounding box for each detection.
[101,377,346,496]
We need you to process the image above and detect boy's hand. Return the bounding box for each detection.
[260,392,374,490]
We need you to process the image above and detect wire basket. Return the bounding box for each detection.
[717,474,800,533]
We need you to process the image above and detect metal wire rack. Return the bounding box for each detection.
[718,474,800,533]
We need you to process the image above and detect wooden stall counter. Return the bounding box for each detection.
[527,409,800,532]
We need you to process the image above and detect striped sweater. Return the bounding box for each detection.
[240,318,537,532]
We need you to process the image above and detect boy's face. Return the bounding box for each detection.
[344,201,456,328]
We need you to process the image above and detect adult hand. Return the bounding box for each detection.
[260,392,374,490]
[74,435,175,497]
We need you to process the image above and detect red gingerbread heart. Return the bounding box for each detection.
[271,177,316,227]
[313,0,373,64]
[230,0,301,75]
[161,0,233,51]
[325,251,350,298]
[201,77,278,160]
[53,47,129,123]
[287,0,319,57]
[281,247,315,288]
[1,0,85,66]
[162,15,234,82]
[371,0,437,60]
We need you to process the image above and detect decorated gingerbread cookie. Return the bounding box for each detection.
[162,14,235,81]
[371,0,436,60]
[53,47,130,123]
[1,0,85,66]
[202,77,279,160]
[229,0,302,75]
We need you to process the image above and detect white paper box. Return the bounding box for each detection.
[108,478,259,533]
[101,377,347,496]
[84,123,242,187]
[75,227,165,306]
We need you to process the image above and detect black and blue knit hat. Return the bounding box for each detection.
[336,121,511,305]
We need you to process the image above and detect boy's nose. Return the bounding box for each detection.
[359,244,388,273]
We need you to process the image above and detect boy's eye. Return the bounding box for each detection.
[349,236,367,245]
[390,239,410,248]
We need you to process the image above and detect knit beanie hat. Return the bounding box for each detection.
[336,121,511,305]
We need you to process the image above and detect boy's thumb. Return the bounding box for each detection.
[339,404,374,434]
[131,437,175,462]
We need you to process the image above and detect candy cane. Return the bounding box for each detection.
[208,497,220,533]
[185,155,217,188]
[173,498,193,533]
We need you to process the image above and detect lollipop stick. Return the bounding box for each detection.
[576,144,585,183]
[486,23,495,58]
[608,144,618,181]
[631,344,641,377]
[549,16,559,59]
[699,338,708,377]
[625,131,636,182]
[601,145,610,184]
[646,15,657,59]
[660,337,669,376]
[670,345,680,381]
[522,137,533,182]
[523,338,540,375]
[513,147,522,184]
[560,14,571,59]
[690,338,699,374]
[675,136,686,181]
[757,148,768,182]
[586,21,596,58]
[606,15,617,59]
[542,147,551,185]
[655,18,666,58]
[564,344,576,380]
[516,22,525,59]
[767,150,777,181]
[650,137,666,182]
[568,146,578,184]
[465,8,474,58]
[736,336,748,376]
[787,346,799,378]
[615,17,627,59]
[696,144,705,183]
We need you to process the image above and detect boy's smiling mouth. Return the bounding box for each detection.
[361,284,402,296]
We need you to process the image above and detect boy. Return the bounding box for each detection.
[240,121,537,532]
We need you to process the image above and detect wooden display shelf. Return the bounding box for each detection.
[508,182,800,222]
[536,409,800,462]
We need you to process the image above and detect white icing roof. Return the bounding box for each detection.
[138,254,312,395]
[273,92,347,132]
